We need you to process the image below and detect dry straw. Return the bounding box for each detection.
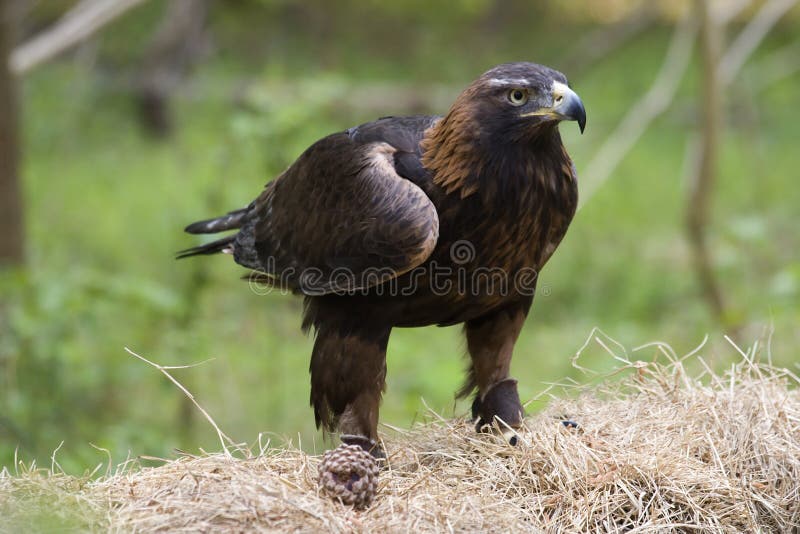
[2,331,798,532]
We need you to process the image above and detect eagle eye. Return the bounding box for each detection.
[507,88,528,106]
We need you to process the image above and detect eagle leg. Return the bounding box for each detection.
[459,301,530,436]
[308,303,390,459]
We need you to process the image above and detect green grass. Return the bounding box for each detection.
[1,20,798,473]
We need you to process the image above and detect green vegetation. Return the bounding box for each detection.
[1,3,798,474]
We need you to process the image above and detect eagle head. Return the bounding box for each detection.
[461,62,586,139]
[422,62,585,197]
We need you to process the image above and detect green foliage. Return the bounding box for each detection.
[1,5,798,473]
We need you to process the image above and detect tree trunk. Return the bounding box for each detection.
[0,0,24,265]
[686,0,728,325]
[136,0,210,137]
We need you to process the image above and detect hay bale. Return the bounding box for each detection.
[2,351,799,532]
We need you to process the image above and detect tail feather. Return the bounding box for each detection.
[176,235,235,259]
[184,207,250,234]
[179,204,253,259]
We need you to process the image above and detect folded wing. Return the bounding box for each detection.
[236,133,439,295]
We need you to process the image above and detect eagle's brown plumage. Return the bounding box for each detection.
[179,62,586,457]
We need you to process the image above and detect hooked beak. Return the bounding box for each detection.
[553,82,586,133]
[521,81,587,134]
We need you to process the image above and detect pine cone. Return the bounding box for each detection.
[318,443,379,508]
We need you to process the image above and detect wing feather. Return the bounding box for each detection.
[235,133,439,295]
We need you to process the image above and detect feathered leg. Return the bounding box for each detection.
[459,299,531,433]
[307,298,390,458]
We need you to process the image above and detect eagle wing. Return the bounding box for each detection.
[235,125,439,295]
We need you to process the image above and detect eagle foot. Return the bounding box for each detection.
[340,434,386,460]
[472,378,524,443]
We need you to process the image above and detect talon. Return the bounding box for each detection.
[502,428,519,446]
[470,395,482,420]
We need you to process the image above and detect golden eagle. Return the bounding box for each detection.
[179,62,586,457]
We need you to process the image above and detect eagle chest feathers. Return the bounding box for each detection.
[422,119,579,283]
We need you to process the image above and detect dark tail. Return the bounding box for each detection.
[177,205,251,259]
[184,206,250,234]
[176,235,236,259]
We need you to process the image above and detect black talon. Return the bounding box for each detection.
[471,395,482,421]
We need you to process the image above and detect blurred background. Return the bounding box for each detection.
[0,0,798,473]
